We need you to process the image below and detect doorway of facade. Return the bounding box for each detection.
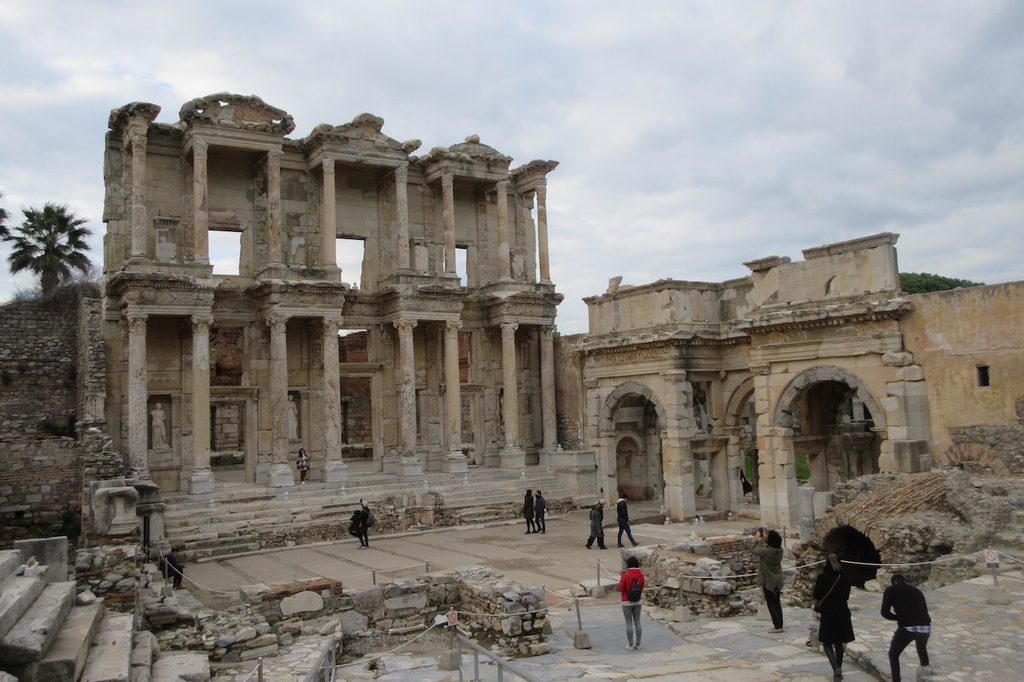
[610,394,662,501]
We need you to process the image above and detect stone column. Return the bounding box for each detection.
[395,162,410,271]
[321,315,348,483]
[126,311,150,479]
[759,426,800,529]
[192,141,209,264]
[266,150,284,268]
[267,314,294,486]
[539,327,560,465]
[499,322,525,468]
[443,320,468,473]
[320,159,337,270]
[129,132,149,262]
[495,179,511,280]
[535,184,551,283]
[189,315,214,494]
[394,319,423,476]
[442,172,456,274]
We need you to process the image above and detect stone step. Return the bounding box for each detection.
[150,652,210,682]
[80,613,133,682]
[0,581,76,663]
[182,543,261,561]
[0,551,21,584]
[31,602,105,682]
[0,575,46,641]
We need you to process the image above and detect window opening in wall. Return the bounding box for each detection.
[977,365,990,387]
[338,328,372,460]
[209,230,241,275]
[455,246,469,286]
[336,237,364,290]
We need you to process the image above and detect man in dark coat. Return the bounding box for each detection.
[533,490,546,533]
[616,493,638,547]
[881,574,931,682]
[349,500,371,548]
[585,500,606,549]
[522,489,536,534]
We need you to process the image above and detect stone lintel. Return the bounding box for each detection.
[802,232,899,260]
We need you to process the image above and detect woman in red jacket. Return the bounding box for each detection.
[617,556,646,650]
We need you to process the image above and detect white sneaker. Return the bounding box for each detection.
[633,644,641,650]
[625,645,634,651]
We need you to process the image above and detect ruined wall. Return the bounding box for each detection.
[901,282,1024,472]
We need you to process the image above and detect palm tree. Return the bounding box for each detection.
[0,192,9,239]
[3,203,93,296]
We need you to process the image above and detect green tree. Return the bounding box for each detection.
[0,191,9,239]
[2,203,93,296]
[899,272,983,294]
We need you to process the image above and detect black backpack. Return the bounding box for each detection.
[626,574,643,602]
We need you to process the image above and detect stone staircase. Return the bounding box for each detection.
[163,466,581,562]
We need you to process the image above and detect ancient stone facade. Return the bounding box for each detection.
[570,233,1024,529]
[101,94,563,495]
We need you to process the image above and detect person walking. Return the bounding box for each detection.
[296,447,310,484]
[881,574,931,682]
[585,500,607,549]
[534,490,546,534]
[349,500,371,549]
[158,546,185,589]
[617,556,645,650]
[522,489,536,534]
[813,553,855,681]
[753,528,785,632]
[616,493,638,547]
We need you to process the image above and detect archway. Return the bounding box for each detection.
[821,525,881,588]
[726,379,758,503]
[774,367,884,492]
[601,383,664,502]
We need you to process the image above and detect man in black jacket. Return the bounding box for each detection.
[881,574,931,682]
[616,494,638,547]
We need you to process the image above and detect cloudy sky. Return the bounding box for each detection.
[1,0,1021,333]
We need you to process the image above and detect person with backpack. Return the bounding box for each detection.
[585,500,607,549]
[813,553,855,681]
[349,499,372,549]
[753,527,785,632]
[617,556,645,650]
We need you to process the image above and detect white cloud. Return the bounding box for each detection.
[0,0,1021,332]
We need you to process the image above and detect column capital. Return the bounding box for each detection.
[395,162,409,183]
[322,315,343,333]
[266,313,289,330]
[192,139,208,158]
[129,131,148,152]
[444,320,463,335]
[191,314,214,332]
[541,325,557,340]
[495,177,509,194]
[500,322,519,338]
[267,149,283,165]
[124,310,148,333]
[322,158,335,175]
[393,319,418,334]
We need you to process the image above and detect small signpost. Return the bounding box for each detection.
[984,548,1010,605]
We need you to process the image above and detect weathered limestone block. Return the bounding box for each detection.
[151,652,210,682]
[882,351,914,366]
[81,613,133,682]
[0,576,46,641]
[348,585,383,612]
[35,602,106,682]
[15,537,69,584]
[0,580,75,663]
[338,608,369,635]
[92,485,139,536]
[279,590,324,617]
[383,591,427,611]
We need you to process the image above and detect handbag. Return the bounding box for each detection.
[813,574,841,613]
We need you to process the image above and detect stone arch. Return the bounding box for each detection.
[771,365,886,429]
[599,380,667,433]
[724,377,756,427]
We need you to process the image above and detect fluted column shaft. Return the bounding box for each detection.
[321,159,337,268]
[192,141,209,264]
[395,320,418,454]
[444,321,463,453]
[536,185,551,282]
[322,316,348,482]
[191,316,212,469]
[500,322,519,448]
[496,179,511,279]
[129,132,149,261]
[540,327,558,449]
[269,315,290,466]
[395,163,410,270]
[442,172,456,274]
[126,311,150,479]
[267,150,284,267]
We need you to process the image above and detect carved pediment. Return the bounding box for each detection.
[108,102,161,131]
[426,135,513,164]
[305,113,420,154]
[178,93,295,135]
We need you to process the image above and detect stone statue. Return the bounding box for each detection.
[150,402,168,449]
[288,394,299,440]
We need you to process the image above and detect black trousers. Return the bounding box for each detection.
[762,587,783,629]
[534,511,545,533]
[889,627,929,682]
[586,532,606,549]
[823,642,845,672]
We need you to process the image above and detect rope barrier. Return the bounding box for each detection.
[333,623,441,669]
[996,550,1024,564]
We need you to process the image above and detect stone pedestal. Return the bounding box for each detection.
[188,470,215,495]
[323,459,349,483]
[269,463,295,488]
[398,456,424,478]
[443,453,469,474]
[382,452,400,474]
[499,447,526,470]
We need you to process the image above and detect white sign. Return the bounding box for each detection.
[447,610,458,626]
[983,549,999,568]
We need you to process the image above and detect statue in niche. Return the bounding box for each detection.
[692,384,710,434]
[695,455,712,497]
[287,394,300,440]
[150,402,169,450]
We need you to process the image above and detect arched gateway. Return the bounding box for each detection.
[600,382,665,503]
